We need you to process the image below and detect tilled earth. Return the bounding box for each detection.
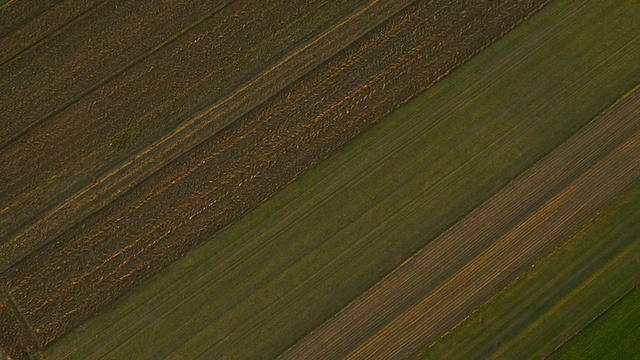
[0,0,374,262]
[0,0,550,356]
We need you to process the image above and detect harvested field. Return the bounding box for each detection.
[1,0,391,266]
[280,86,640,359]
[423,180,640,360]
[2,0,551,354]
[42,0,639,358]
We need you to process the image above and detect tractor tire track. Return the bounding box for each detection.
[0,0,107,65]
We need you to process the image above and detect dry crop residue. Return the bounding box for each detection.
[0,0,413,273]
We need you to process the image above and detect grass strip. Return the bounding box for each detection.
[551,287,640,360]
[46,0,640,358]
[419,180,640,360]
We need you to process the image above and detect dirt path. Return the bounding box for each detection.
[279,88,640,359]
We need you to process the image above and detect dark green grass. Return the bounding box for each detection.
[552,288,640,360]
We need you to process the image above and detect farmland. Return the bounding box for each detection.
[420,177,640,359]
[35,0,640,358]
[552,288,640,360]
[281,87,640,359]
[1,0,555,356]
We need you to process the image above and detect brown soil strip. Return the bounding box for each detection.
[0,0,387,268]
[2,0,548,349]
[279,89,640,359]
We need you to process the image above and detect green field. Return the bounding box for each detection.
[419,180,640,359]
[46,0,640,358]
[552,287,640,360]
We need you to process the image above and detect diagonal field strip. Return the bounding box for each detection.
[6,0,551,353]
[280,87,640,359]
[0,0,414,270]
[0,0,408,270]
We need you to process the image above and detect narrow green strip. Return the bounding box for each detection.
[552,288,640,360]
[419,181,640,359]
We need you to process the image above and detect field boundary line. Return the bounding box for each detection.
[541,274,640,358]
[1,285,42,357]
